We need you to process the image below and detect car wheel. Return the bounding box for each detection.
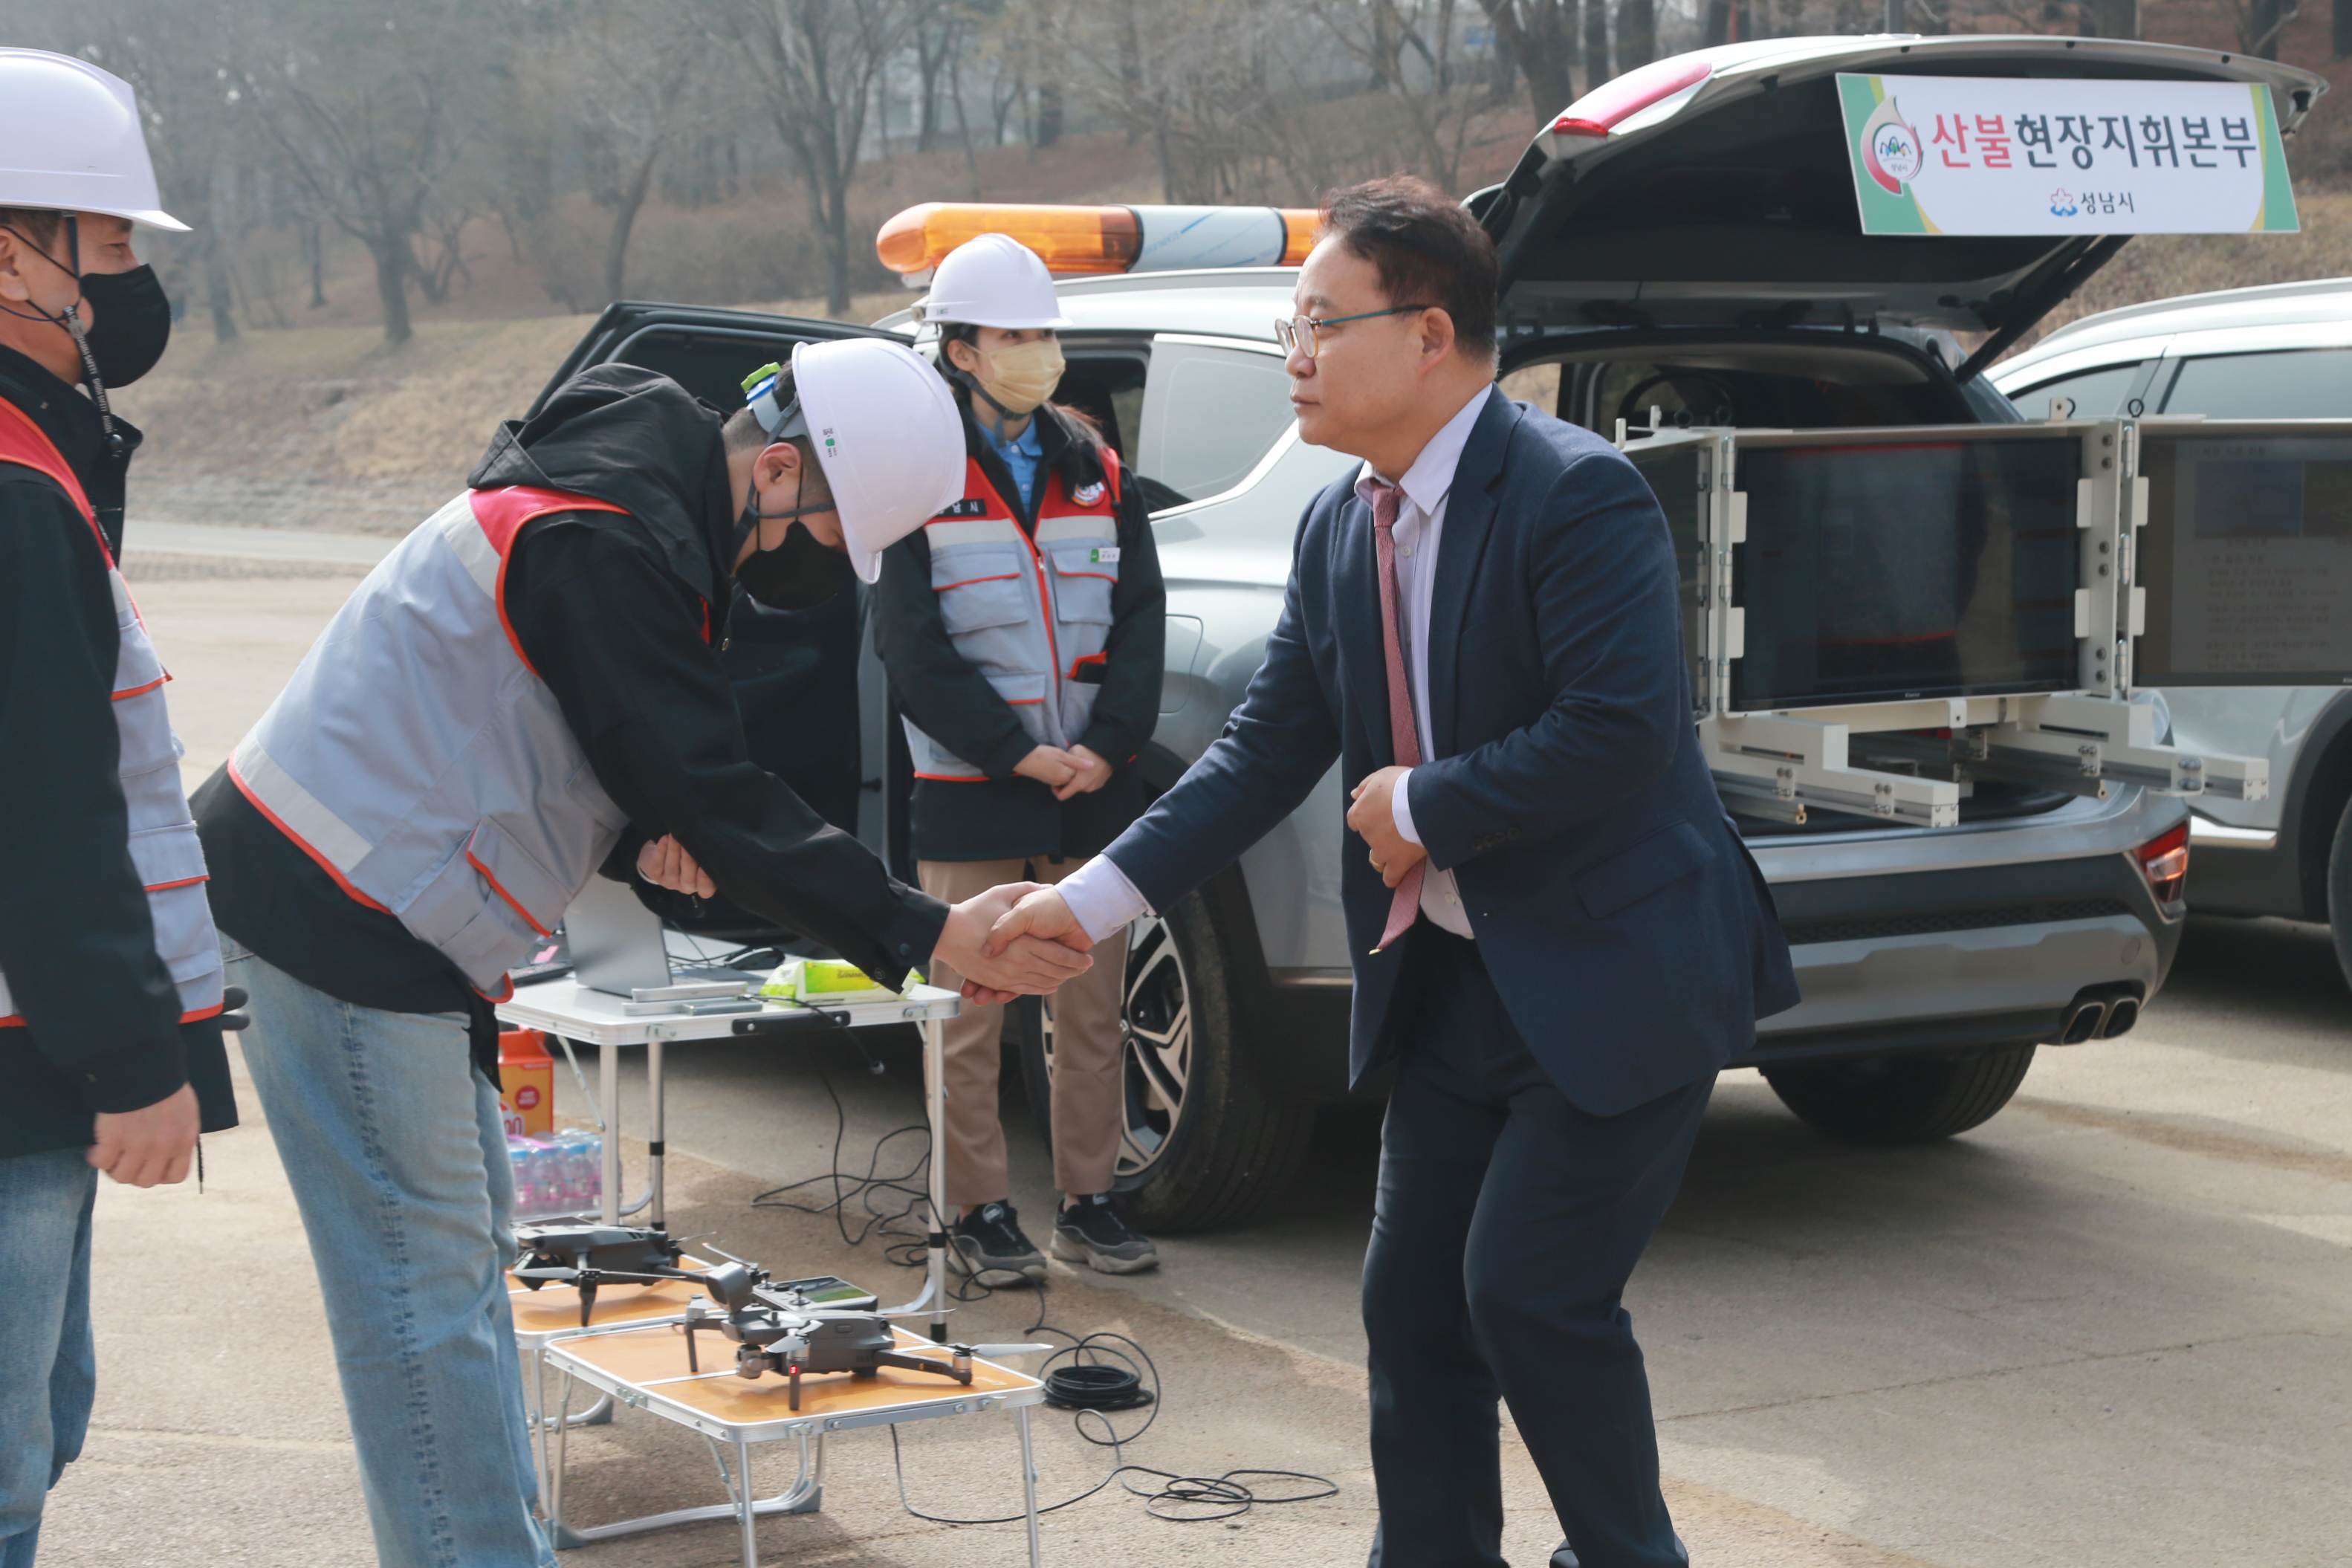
[2325,793,2352,992]
[1018,886,1313,1233]
[1759,1044,2037,1144]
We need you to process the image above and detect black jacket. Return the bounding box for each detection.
[195,366,950,1057]
[873,398,1165,864]
[0,346,236,1159]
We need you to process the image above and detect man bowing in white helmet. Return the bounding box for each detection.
[190,340,1089,1568]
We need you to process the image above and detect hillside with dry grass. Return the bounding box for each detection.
[112,294,918,532]
[112,178,2352,537]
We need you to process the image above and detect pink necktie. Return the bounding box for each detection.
[1366,482,1425,953]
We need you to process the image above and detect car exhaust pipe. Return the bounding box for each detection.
[2058,1000,2108,1045]
[2054,984,2144,1045]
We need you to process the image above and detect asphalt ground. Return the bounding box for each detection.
[30,548,2351,1567]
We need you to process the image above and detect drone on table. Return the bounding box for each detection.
[511,1222,706,1328]
[684,1257,1049,1412]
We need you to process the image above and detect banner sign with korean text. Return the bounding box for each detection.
[1837,74,2298,236]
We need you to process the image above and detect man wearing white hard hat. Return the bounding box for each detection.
[0,49,240,1567]
[188,340,1089,1567]
[872,233,1167,1282]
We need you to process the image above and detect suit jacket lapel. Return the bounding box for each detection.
[1426,387,1516,759]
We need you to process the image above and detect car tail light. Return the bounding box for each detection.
[2134,822,2189,904]
[877,202,1318,279]
[1551,58,1713,137]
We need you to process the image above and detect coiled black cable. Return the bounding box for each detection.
[1043,1361,1150,1413]
[752,1049,1338,1526]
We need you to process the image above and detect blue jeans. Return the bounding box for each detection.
[225,941,554,1568]
[0,1148,98,1568]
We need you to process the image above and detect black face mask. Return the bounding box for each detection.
[0,223,173,390]
[77,265,172,387]
[732,482,855,612]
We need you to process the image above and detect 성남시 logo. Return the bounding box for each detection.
[2049,188,2080,217]
[1860,94,1922,193]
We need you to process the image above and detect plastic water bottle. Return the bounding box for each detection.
[557,1130,602,1215]
[507,1135,550,1218]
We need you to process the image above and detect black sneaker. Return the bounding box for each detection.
[1051,1193,1159,1274]
[950,1202,1046,1286]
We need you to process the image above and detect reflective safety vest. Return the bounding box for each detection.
[907,448,1124,780]
[0,401,225,1029]
[229,487,655,999]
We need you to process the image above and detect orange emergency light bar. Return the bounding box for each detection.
[878,202,1320,280]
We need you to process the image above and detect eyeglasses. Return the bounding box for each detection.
[1274,305,1437,360]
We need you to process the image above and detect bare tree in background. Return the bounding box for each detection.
[1307,0,1497,190]
[2225,0,2302,56]
[1617,0,1656,70]
[234,0,473,346]
[566,1,703,304]
[1476,0,1581,121]
[715,0,917,314]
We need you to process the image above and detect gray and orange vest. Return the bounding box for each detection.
[228,487,668,998]
[907,447,1124,780]
[0,401,225,1029]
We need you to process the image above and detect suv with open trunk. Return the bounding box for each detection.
[532,32,2324,1230]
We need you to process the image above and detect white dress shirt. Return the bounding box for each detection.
[1059,386,1491,945]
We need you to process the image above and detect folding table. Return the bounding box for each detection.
[542,1321,1046,1567]
[494,974,963,1341]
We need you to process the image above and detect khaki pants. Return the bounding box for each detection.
[918,857,1128,1209]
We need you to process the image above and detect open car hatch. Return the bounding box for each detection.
[1477,35,2323,377]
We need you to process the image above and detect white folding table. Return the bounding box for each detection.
[494,974,963,1344]
[542,1321,1046,1568]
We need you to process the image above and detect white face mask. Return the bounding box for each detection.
[972,338,1065,415]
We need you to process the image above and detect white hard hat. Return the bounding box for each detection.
[790,338,967,583]
[916,233,1072,330]
[0,50,187,233]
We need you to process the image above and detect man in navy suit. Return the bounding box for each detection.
[989,178,1798,1567]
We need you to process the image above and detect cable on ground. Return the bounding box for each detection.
[748,1040,1338,1526]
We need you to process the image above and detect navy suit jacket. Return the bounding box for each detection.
[1103,387,1799,1115]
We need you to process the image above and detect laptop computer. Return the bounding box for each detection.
[562,878,762,1005]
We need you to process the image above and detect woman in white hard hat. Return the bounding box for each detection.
[0,50,241,1568]
[189,337,1092,1568]
[872,233,1167,1283]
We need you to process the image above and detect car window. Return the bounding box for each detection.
[1056,345,1148,468]
[1136,340,1297,506]
[2012,361,2142,419]
[2161,348,2352,418]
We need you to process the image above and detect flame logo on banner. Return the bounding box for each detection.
[1860,94,1922,195]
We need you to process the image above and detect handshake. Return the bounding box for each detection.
[933,881,1092,1004]
[636,836,1089,1005]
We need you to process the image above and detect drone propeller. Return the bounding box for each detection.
[953,1343,1056,1358]
[511,1265,687,1286]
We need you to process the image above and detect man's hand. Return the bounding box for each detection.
[637,835,715,898]
[89,1083,200,1188]
[982,887,1095,959]
[1014,745,1083,791]
[1054,745,1113,802]
[939,883,1092,1005]
[1347,765,1428,890]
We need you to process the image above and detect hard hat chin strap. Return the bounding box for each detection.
[0,216,123,457]
[729,464,835,563]
[947,366,1026,441]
